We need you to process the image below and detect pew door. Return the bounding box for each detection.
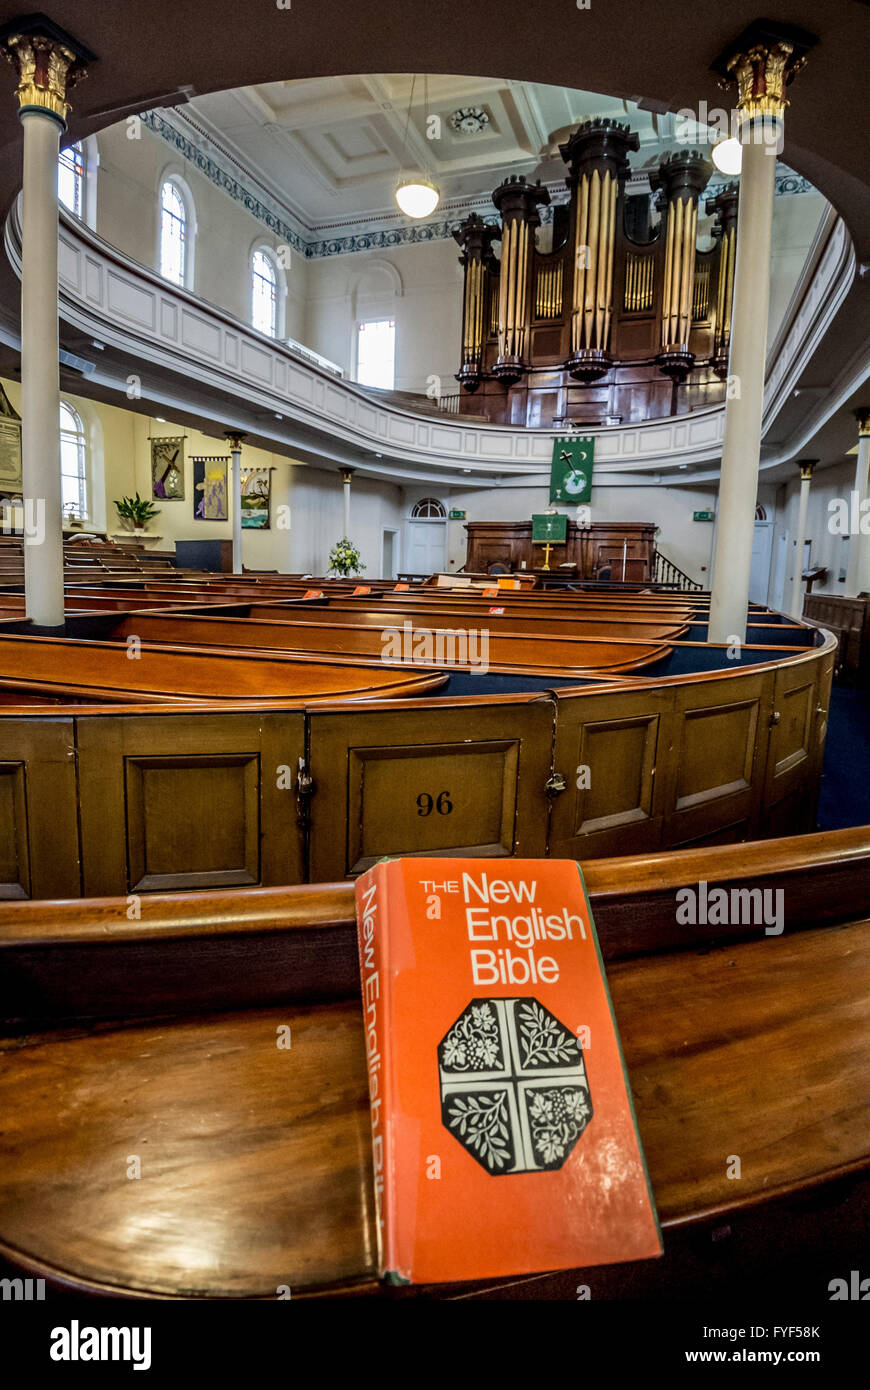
[77,712,306,896]
[548,687,671,859]
[762,650,833,838]
[306,699,554,880]
[0,719,80,899]
[659,669,772,849]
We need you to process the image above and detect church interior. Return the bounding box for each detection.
[0,0,867,1320]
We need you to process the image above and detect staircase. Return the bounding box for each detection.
[652,551,704,591]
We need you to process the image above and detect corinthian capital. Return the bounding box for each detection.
[0,16,94,126]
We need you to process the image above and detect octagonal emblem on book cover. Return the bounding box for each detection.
[438,997,593,1174]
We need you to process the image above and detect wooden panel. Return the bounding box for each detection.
[0,913,866,1298]
[307,701,553,880]
[763,657,823,835]
[0,763,28,899]
[126,755,261,891]
[661,673,771,846]
[549,688,670,858]
[0,720,79,899]
[77,713,305,895]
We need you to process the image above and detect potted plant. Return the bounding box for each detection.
[114,492,160,535]
[328,538,365,576]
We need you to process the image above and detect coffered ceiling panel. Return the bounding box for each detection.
[184,74,683,233]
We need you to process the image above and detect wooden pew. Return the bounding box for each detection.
[0,827,866,1299]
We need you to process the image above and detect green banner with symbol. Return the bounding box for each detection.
[550,435,594,503]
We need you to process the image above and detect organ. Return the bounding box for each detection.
[453,119,739,427]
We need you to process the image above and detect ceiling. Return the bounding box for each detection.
[181,75,704,234]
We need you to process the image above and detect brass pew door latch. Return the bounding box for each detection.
[295,755,315,828]
[545,772,567,797]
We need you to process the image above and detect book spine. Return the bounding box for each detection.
[356,861,397,1278]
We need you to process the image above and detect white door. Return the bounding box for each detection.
[772,531,788,612]
[749,521,774,605]
[406,520,447,576]
[382,528,398,580]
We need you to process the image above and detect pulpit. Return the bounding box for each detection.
[464,521,657,581]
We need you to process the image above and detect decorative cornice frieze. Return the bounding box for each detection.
[141,107,816,261]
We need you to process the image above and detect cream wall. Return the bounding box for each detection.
[437,481,722,585]
[301,238,463,392]
[1,377,405,575]
[94,123,308,342]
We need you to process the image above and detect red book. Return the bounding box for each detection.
[352,585,372,595]
[302,588,324,599]
[354,857,662,1285]
[482,586,500,597]
[393,582,410,591]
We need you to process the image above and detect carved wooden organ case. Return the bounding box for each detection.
[453,119,739,428]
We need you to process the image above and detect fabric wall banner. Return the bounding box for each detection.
[550,435,594,503]
[531,513,568,543]
[192,456,229,521]
[241,468,272,529]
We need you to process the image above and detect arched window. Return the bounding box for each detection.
[60,402,88,520]
[251,249,278,337]
[159,180,187,286]
[411,497,446,519]
[58,141,84,217]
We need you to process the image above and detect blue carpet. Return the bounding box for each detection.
[817,685,870,830]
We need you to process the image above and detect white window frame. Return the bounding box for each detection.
[250,245,286,339]
[60,401,89,522]
[157,173,196,290]
[355,317,397,390]
[58,140,84,219]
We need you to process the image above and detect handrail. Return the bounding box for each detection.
[653,550,703,591]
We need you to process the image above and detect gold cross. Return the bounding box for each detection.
[541,542,553,570]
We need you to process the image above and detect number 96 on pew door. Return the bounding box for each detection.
[307,704,552,879]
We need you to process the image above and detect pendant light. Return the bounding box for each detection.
[395,74,440,219]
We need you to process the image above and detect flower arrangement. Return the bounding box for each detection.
[114,493,160,531]
[328,537,364,576]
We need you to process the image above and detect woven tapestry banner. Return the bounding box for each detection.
[550,435,594,503]
[241,468,272,529]
[192,456,228,521]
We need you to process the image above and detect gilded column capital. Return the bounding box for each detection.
[798,459,818,482]
[0,17,94,127]
[854,408,870,438]
[340,467,355,486]
[711,20,816,124]
[223,431,247,452]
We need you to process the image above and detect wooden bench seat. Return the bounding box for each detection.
[0,828,866,1299]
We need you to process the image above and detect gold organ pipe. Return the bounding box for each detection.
[500,220,513,357]
[603,170,617,347]
[584,168,600,348]
[574,174,590,352]
[518,220,529,357]
[661,199,675,343]
[722,226,735,344]
[678,200,697,345]
[594,170,609,348]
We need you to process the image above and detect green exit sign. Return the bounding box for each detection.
[694,510,715,522]
[449,509,466,520]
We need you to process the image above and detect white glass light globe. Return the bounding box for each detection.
[712,137,743,177]
[395,179,440,219]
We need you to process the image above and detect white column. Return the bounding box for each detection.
[20,109,63,626]
[224,431,246,574]
[708,124,779,643]
[845,409,870,596]
[341,467,354,537]
[789,461,815,618]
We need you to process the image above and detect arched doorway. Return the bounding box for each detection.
[406,497,447,575]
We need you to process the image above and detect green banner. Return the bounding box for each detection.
[531,513,568,544]
[550,435,594,503]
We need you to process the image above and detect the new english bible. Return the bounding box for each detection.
[354,857,662,1284]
